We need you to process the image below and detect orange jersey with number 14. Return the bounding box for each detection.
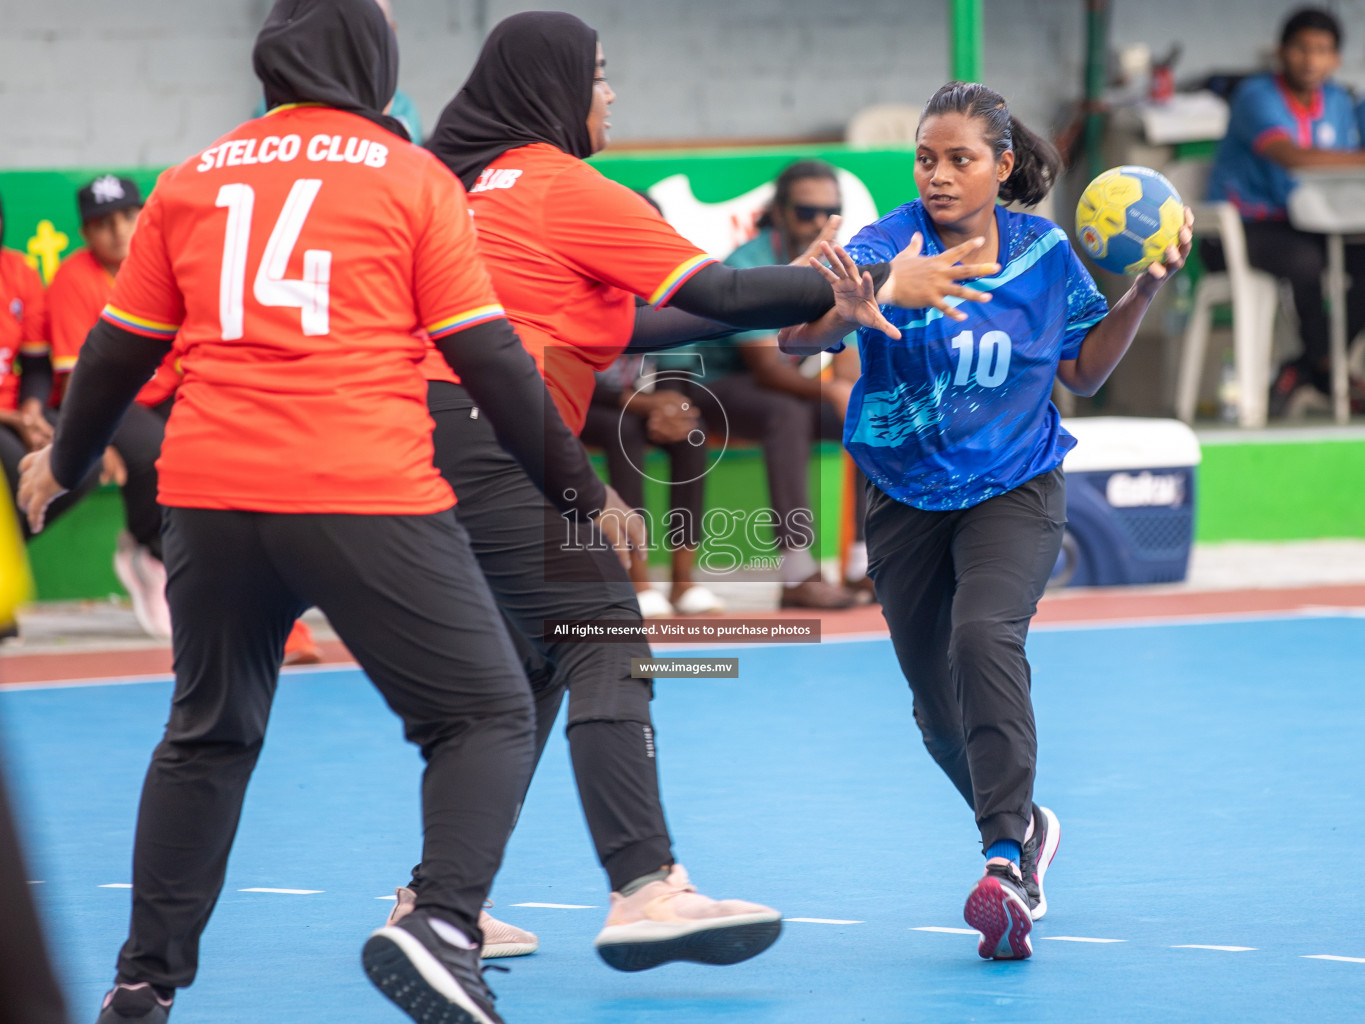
[104,105,506,514]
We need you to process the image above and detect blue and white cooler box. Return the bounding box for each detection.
[1053,417,1201,587]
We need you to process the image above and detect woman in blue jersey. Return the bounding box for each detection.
[781,81,1192,961]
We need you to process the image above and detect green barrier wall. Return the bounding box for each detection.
[1196,438,1365,542]
[5,151,1364,599]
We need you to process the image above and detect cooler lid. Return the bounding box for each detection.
[1060,416,1202,472]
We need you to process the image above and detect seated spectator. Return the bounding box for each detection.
[250,0,422,142]
[1,192,104,615]
[670,160,869,609]
[44,176,173,638]
[1206,6,1365,416]
[580,355,721,617]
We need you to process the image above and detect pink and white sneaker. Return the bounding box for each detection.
[113,533,172,640]
[964,862,1034,960]
[593,864,781,972]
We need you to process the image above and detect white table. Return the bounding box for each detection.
[1287,169,1365,424]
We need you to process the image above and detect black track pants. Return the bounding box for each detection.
[866,468,1065,851]
[115,507,534,989]
[427,382,673,891]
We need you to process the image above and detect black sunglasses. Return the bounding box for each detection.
[790,204,842,222]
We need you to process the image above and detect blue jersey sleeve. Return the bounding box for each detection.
[1061,240,1108,361]
[845,217,903,267]
[1228,79,1292,153]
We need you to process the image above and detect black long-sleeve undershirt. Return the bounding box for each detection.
[433,318,605,517]
[667,260,891,332]
[49,322,169,489]
[625,260,890,353]
[50,319,606,519]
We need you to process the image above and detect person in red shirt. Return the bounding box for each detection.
[18,2,632,1022]
[0,196,104,567]
[399,10,998,974]
[44,176,178,638]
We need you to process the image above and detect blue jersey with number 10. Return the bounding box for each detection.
[843,200,1108,511]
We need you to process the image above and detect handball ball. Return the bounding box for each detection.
[1075,165,1183,276]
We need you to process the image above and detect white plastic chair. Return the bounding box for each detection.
[1164,159,1284,427]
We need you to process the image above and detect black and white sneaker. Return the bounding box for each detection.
[363,909,506,1024]
[964,862,1033,960]
[1019,803,1061,921]
[94,982,173,1023]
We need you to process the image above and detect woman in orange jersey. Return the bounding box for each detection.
[397,10,997,974]
[18,3,633,1023]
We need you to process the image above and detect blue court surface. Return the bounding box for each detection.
[3,614,1365,1024]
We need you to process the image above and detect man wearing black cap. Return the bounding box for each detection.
[47,175,144,388]
[44,175,173,640]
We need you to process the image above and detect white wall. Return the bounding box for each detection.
[2,0,1364,169]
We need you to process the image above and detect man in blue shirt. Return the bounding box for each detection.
[1207,7,1365,414]
[678,161,864,608]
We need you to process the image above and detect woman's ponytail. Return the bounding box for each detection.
[999,114,1061,207]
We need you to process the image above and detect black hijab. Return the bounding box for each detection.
[426,11,598,190]
[252,0,410,141]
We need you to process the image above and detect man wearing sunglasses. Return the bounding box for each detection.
[678,159,862,609]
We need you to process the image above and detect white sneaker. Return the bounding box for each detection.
[635,588,674,619]
[672,584,724,615]
[113,533,172,640]
[594,864,782,972]
[387,887,537,958]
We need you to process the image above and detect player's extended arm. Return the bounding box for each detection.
[1057,208,1194,396]
[778,236,999,356]
[18,321,168,532]
[626,303,738,352]
[434,317,607,518]
[1258,137,1365,170]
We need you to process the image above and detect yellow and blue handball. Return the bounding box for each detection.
[1075,165,1183,276]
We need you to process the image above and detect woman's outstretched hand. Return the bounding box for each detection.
[809,241,902,339]
[878,233,999,321]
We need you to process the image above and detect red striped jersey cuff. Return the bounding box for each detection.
[101,305,180,340]
[18,342,51,356]
[649,255,717,308]
[426,304,505,340]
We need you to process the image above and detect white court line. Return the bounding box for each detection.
[376,895,397,901]
[27,880,44,884]
[1303,954,1365,963]
[1174,944,1255,952]
[1043,936,1126,943]
[99,883,133,889]
[238,887,323,895]
[511,902,596,909]
[913,926,979,935]
[786,918,864,925]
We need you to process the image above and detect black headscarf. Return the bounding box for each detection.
[426,11,597,190]
[252,0,410,141]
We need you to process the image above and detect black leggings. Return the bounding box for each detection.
[108,402,165,559]
[424,381,673,892]
[1207,222,1365,376]
[115,507,533,990]
[867,469,1065,851]
[0,410,101,539]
